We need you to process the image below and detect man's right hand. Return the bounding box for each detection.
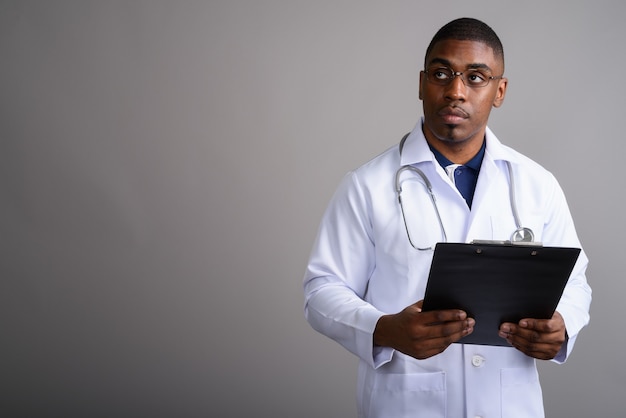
[373,300,475,360]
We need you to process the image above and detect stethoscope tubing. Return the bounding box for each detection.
[396,133,534,250]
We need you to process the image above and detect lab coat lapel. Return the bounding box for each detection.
[465,129,514,242]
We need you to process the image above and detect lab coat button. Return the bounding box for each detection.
[471,355,485,367]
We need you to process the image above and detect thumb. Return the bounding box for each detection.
[415,300,424,312]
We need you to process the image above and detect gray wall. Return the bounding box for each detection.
[1,1,622,417]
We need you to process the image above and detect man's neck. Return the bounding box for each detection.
[426,138,484,164]
[422,125,487,164]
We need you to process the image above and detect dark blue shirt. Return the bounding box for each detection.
[428,140,486,208]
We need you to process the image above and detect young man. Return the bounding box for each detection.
[303,17,591,417]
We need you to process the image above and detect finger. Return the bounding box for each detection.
[501,319,561,340]
[520,311,564,329]
[519,317,564,334]
[415,300,424,311]
[422,317,475,341]
[420,309,468,326]
[499,322,516,332]
[506,337,558,360]
[508,331,562,359]
[498,322,517,340]
[420,316,476,358]
[501,323,553,345]
[414,320,475,357]
[500,324,564,360]
[510,326,543,343]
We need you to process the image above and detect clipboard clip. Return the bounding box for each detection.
[470,239,543,247]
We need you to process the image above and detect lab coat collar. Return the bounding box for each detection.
[400,118,520,166]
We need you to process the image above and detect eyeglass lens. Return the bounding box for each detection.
[426,67,495,87]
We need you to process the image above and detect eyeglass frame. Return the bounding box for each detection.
[423,66,504,88]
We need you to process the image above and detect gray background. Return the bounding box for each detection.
[1,1,622,417]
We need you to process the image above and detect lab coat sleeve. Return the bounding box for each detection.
[542,175,592,363]
[303,171,394,369]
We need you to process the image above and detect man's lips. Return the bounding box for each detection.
[438,107,469,124]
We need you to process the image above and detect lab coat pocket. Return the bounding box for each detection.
[367,372,446,418]
[501,367,544,418]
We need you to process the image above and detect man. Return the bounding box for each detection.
[303,17,591,418]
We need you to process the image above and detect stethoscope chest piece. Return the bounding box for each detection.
[511,227,535,243]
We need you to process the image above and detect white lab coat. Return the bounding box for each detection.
[303,122,591,418]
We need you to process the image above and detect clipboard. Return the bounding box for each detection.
[421,242,581,346]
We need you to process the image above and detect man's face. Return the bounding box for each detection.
[419,39,507,148]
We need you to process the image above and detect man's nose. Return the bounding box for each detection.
[445,75,467,101]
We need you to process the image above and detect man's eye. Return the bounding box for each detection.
[434,70,450,80]
[467,71,487,84]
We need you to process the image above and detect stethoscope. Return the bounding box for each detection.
[395,133,535,251]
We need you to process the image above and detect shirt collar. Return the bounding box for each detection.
[428,140,485,172]
[399,117,518,167]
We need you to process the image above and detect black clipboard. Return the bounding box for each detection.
[421,242,581,346]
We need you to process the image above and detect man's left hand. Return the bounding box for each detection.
[499,311,566,360]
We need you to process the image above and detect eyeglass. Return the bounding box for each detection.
[424,66,503,88]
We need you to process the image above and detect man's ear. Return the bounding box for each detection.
[418,71,424,100]
[493,77,508,108]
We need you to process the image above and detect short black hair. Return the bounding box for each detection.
[425,17,504,69]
